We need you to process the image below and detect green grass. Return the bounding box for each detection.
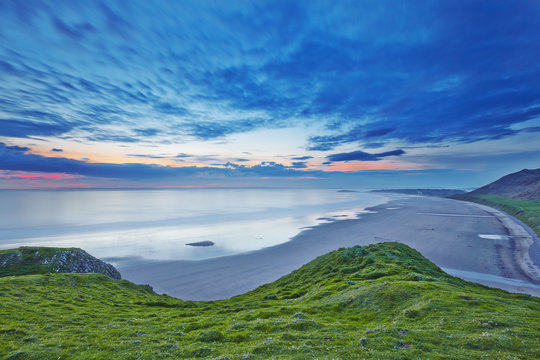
[1,242,539,359]
[453,194,540,236]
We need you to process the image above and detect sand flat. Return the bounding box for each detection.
[113,195,540,300]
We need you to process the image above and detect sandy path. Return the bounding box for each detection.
[113,195,540,300]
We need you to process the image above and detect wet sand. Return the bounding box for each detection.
[112,195,540,300]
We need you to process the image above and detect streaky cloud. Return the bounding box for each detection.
[0,119,72,138]
[327,149,406,162]
[5,145,30,152]
[308,126,398,151]
[153,103,189,116]
[133,128,161,137]
[291,161,308,169]
[185,119,265,140]
[291,156,313,160]
[127,154,168,159]
[375,150,406,157]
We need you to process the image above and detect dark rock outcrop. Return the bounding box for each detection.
[186,241,215,247]
[0,247,121,279]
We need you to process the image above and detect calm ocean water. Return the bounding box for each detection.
[0,189,387,261]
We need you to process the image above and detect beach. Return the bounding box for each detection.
[113,194,540,300]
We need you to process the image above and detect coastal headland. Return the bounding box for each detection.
[114,194,540,300]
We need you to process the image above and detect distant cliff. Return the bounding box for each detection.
[0,247,121,279]
[468,168,540,200]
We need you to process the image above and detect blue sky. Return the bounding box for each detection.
[0,0,539,189]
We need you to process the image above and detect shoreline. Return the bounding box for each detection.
[462,201,540,284]
[0,189,391,261]
[114,195,540,300]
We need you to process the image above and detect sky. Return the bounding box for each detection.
[1,0,539,189]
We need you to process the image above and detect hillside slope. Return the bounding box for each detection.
[1,243,539,359]
[469,168,540,200]
[0,247,121,279]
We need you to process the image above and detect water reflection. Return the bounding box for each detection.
[0,189,387,260]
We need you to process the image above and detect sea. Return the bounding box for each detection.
[0,189,388,261]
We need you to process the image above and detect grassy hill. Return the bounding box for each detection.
[1,242,539,359]
[468,169,540,201]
